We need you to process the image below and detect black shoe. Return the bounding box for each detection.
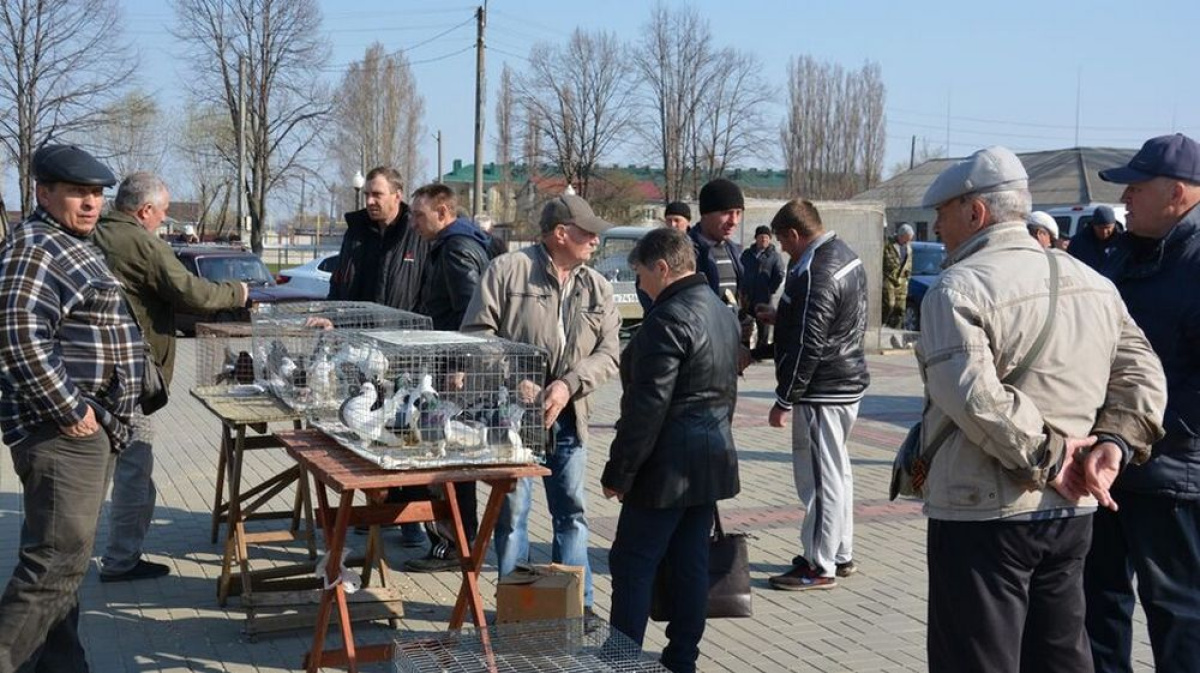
[584,606,602,634]
[836,560,858,578]
[404,555,461,573]
[100,559,170,583]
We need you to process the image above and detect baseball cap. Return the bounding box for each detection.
[539,194,613,235]
[1099,134,1200,184]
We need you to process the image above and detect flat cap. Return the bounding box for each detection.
[32,144,116,187]
[539,193,613,235]
[922,146,1028,208]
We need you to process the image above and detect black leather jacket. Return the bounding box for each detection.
[773,232,870,407]
[328,205,429,311]
[418,218,491,330]
[601,274,741,509]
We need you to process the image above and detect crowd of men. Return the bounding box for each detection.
[0,133,1196,673]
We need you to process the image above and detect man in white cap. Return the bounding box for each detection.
[882,222,914,328]
[916,146,1166,672]
[1027,211,1059,249]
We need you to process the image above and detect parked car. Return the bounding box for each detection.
[172,245,326,336]
[590,225,654,325]
[904,241,946,331]
[277,252,338,297]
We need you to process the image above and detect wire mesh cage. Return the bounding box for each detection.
[194,321,258,390]
[304,330,549,469]
[248,301,433,410]
[392,619,670,673]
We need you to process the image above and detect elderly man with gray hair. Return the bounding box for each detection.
[93,172,247,582]
[916,146,1166,672]
[882,222,914,328]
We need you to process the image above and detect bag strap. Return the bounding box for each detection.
[712,503,725,540]
[918,249,1060,467]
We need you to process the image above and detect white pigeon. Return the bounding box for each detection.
[339,382,386,443]
[307,344,337,407]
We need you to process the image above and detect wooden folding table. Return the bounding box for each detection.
[275,428,551,673]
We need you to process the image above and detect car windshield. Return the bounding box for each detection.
[912,246,946,276]
[197,256,274,286]
[592,237,641,283]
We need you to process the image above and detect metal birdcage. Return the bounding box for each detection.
[392,619,669,673]
[301,330,549,469]
[194,322,258,389]
[248,301,433,409]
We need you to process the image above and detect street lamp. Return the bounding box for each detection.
[352,170,366,210]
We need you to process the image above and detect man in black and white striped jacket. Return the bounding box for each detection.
[757,198,869,592]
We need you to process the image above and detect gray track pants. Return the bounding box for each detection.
[791,402,858,578]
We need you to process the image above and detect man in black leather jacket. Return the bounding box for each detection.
[327,166,429,312]
[759,199,869,592]
[603,227,741,673]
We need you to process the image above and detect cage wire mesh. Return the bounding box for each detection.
[306,329,548,469]
[194,322,258,390]
[248,301,433,411]
[392,619,669,673]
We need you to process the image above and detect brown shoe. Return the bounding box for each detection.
[769,563,837,591]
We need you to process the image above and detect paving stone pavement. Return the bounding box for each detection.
[0,339,1156,672]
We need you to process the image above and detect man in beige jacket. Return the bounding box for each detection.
[461,193,620,617]
[917,146,1166,673]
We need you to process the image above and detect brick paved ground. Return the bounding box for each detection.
[0,340,1155,672]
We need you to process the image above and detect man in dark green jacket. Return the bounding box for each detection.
[93,172,246,582]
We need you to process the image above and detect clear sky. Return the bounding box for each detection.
[14,0,1200,209]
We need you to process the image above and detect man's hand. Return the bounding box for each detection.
[1080,442,1123,512]
[1051,435,1098,502]
[61,405,99,438]
[542,380,571,429]
[755,304,777,325]
[304,316,334,330]
[737,345,753,374]
[769,404,789,428]
[517,379,542,405]
[444,371,466,392]
[603,486,623,502]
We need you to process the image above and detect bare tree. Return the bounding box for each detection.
[492,63,515,221]
[93,91,167,177]
[781,55,886,199]
[172,0,332,253]
[0,0,135,214]
[632,3,717,202]
[176,104,236,237]
[330,42,424,195]
[691,48,774,186]
[516,29,637,198]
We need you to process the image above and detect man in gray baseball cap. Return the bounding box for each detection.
[915,145,1167,672]
[1083,133,1200,672]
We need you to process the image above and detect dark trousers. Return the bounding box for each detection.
[1084,491,1200,673]
[927,515,1093,673]
[609,501,714,673]
[0,426,115,673]
[425,483,478,556]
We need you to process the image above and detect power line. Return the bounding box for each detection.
[409,44,475,67]
[314,15,476,73]
[887,105,1180,133]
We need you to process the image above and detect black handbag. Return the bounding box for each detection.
[138,343,169,415]
[650,504,752,621]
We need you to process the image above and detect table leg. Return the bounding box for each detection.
[217,424,247,605]
[449,478,513,630]
[210,424,231,543]
[306,488,357,673]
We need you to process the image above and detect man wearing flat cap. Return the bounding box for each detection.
[882,223,915,328]
[461,192,620,620]
[1068,205,1123,271]
[0,145,146,671]
[916,146,1166,673]
[1083,133,1200,673]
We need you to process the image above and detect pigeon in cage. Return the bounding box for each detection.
[332,341,389,383]
[307,341,338,406]
[339,380,388,442]
[216,346,258,385]
[459,386,526,451]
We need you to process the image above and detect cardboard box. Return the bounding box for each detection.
[495,564,585,624]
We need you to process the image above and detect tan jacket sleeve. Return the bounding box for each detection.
[1092,303,1167,462]
[560,283,620,399]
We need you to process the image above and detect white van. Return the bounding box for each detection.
[1043,203,1126,240]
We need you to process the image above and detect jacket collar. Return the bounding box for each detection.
[535,243,588,286]
[944,221,1038,268]
[100,209,143,230]
[789,230,836,276]
[651,273,707,307]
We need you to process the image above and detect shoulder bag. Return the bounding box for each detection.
[650,503,752,621]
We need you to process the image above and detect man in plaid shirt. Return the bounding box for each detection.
[0,145,143,672]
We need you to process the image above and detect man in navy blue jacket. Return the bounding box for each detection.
[1084,133,1200,673]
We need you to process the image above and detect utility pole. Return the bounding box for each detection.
[472,3,487,217]
[910,135,916,170]
[237,56,247,242]
[436,130,444,183]
[298,174,306,245]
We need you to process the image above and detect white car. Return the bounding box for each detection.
[276,252,338,297]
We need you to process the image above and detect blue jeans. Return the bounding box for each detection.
[493,409,592,607]
[1084,491,1200,673]
[101,412,155,575]
[609,502,714,673]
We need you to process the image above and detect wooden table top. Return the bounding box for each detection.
[191,386,306,425]
[275,429,550,492]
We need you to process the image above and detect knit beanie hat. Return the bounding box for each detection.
[698,178,745,215]
[664,201,692,221]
